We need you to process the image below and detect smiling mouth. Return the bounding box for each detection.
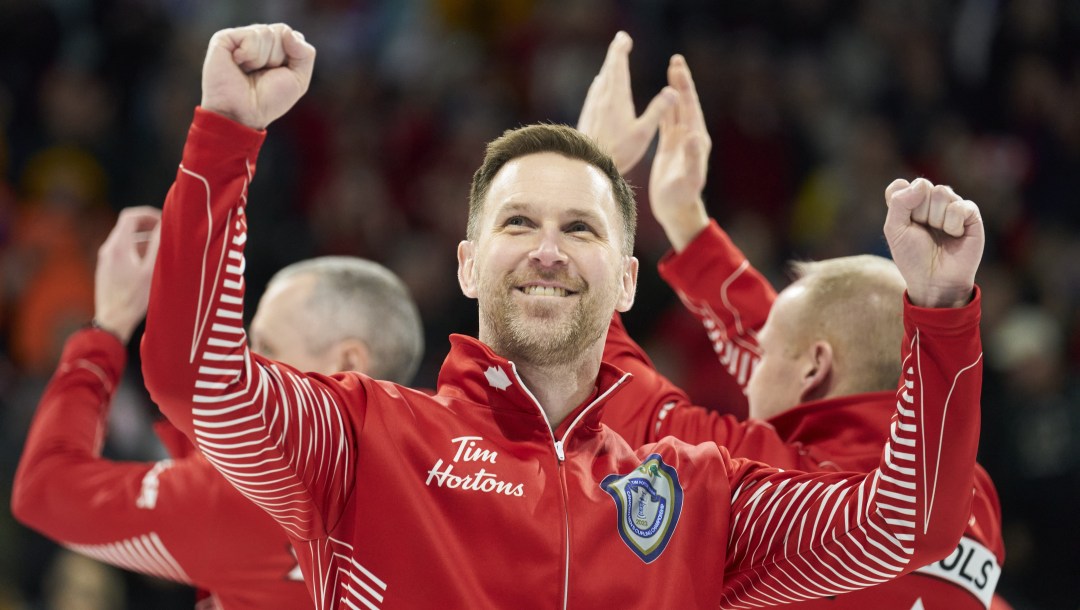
[519,285,574,297]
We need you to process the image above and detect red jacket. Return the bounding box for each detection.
[141,108,983,609]
[11,328,312,610]
[601,220,1006,609]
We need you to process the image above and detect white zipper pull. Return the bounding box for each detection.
[553,440,565,462]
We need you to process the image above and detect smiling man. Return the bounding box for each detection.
[143,23,987,608]
[459,145,639,424]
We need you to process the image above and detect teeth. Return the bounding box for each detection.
[523,285,568,297]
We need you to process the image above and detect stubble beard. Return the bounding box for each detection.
[478,271,614,368]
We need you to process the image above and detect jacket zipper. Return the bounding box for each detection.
[507,364,632,609]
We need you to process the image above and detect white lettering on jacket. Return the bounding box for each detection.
[915,535,1000,608]
[425,436,525,497]
[136,460,175,509]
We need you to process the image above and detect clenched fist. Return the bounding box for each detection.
[201,23,316,130]
[883,178,985,309]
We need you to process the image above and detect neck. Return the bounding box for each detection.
[513,348,602,429]
[476,306,613,429]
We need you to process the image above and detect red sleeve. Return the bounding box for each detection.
[141,108,363,542]
[601,220,784,454]
[718,290,983,606]
[602,315,808,468]
[11,330,247,587]
[972,464,1006,562]
[657,220,776,396]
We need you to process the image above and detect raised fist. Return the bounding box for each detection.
[201,23,316,130]
[883,178,985,308]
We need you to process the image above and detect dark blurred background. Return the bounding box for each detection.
[0,0,1077,608]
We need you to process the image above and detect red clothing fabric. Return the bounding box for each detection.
[142,108,982,609]
[11,328,312,610]
[602,220,1006,609]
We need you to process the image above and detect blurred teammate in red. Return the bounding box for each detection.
[584,32,1010,609]
[12,206,423,610]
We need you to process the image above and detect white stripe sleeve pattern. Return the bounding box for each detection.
[178,164,356,541]
[66,533,192,584]
[674,260,763,391]
[719,322,982,608]
[302,537,388,610]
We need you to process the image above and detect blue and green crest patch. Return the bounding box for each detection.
[601,454,683,564]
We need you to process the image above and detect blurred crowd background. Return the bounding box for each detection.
[0,0,1077,608]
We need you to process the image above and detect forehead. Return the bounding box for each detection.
[482,152,618,224]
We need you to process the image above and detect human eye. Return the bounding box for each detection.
[503,215,533,230]
[565,221,595,234]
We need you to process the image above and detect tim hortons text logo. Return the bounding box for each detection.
[425,436,525,497]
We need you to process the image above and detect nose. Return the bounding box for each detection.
[529,226,568,267]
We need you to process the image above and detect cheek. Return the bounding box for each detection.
[746,366,763,396]
[476,242,519,276]
[582,252,623,289]
[749,357,769,383]
[745,369,767,417]
[270,330,313,369]
[745,363,761,396]
[747,358,779,399]
[288,350,327,375]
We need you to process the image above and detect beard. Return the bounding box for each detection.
[478,267,616,367]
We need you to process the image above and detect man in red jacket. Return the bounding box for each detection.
[11,207,424,610]
[141,24,986,608]
[583,32,1008,609]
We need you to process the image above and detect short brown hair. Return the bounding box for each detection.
[467,124,637,254]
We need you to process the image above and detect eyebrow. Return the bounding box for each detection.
[495,202,609,228]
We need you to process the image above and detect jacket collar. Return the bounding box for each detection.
[767,391,896,448]
[436,334,633,435]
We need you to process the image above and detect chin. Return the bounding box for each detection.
[520,295,573,312]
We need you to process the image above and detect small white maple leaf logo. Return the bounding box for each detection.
[484,366,512,391]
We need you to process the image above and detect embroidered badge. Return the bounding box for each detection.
[601,454,683,563]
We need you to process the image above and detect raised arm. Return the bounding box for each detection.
[596,52,776,445]
[12,326,203,585]
[650,54,774,387]
[597,50,774,392]
[12,209,175,568]
[719,179,984,606]
[141,25,359,542]
[577,31,676,175]
[11,209,271,588]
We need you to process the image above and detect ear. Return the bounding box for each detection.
[457,240,478,299]
[335,339,371,375]
[615,255,639,312]
[798,340,833,402]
